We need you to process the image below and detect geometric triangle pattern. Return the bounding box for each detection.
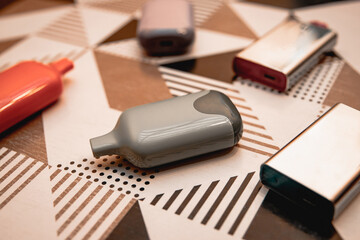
[0,37,23,54]
[79,0,146,14]
[0,1,359,239]
[94,50,172,111]
[0,147,47,210]
[188,0,223,26]
[200,4,257,39]
[105,201,150,240]
[144,172,263,237]
[48,167,132,239]
[99,18,138,45]
[229,1,289,37]
[0,146,139,240]
[0,149,56,239]
[37,8,88,47]
[323,61,360,110]
[0,112,48,164]
[0,0,74,16]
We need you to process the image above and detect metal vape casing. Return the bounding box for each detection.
[137,0,195,55]
[233,16,337,91]
[90,90,242,168]
[260,103,360,220]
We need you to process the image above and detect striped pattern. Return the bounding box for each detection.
[237,55,344,105]
[80,0,147,14]
[37,9,88,47]
[0,48,87,72]
[49,167,135,240]
[189,0,224,26]
[35,48,88,64]
[82,0,223,25]
[0,148,46,210]
[159,66,279,157]
[146,172,263,236]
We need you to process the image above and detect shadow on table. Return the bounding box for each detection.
[244,189,342,240]
[245,0,344,9]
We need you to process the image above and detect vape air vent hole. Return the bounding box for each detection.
[237,55,343,104]
[264,74,275,80]
[159,40,174,47]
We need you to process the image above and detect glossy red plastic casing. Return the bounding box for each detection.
[0,58,73,133]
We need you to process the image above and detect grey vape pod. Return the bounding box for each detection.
[90,90,243,168]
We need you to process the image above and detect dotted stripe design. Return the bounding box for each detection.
[56,155,157,199]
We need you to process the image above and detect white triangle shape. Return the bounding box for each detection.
[77,5,131,46]
[229,2,289,37]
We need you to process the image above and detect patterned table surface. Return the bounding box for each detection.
[0,0,359,239]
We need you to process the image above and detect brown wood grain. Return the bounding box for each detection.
[0,0,74,16]
[0,111,48,164]
[94,50,172,111]
[100,19,138,45]
[323,62,360,111]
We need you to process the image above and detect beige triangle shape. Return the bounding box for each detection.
[200,4,257,40]
[324,61,360,110]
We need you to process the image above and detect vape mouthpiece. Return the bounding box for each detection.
[90,132,120,159]
[50,58,74,75]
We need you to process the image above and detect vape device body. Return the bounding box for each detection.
[137,0,195,55]
[90,90,243,168]
[0,59,73,133]
[260,103,360,220]
[233,16,337,91]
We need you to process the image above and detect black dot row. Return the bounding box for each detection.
[66,159,149,175]
[57,163,156,179]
